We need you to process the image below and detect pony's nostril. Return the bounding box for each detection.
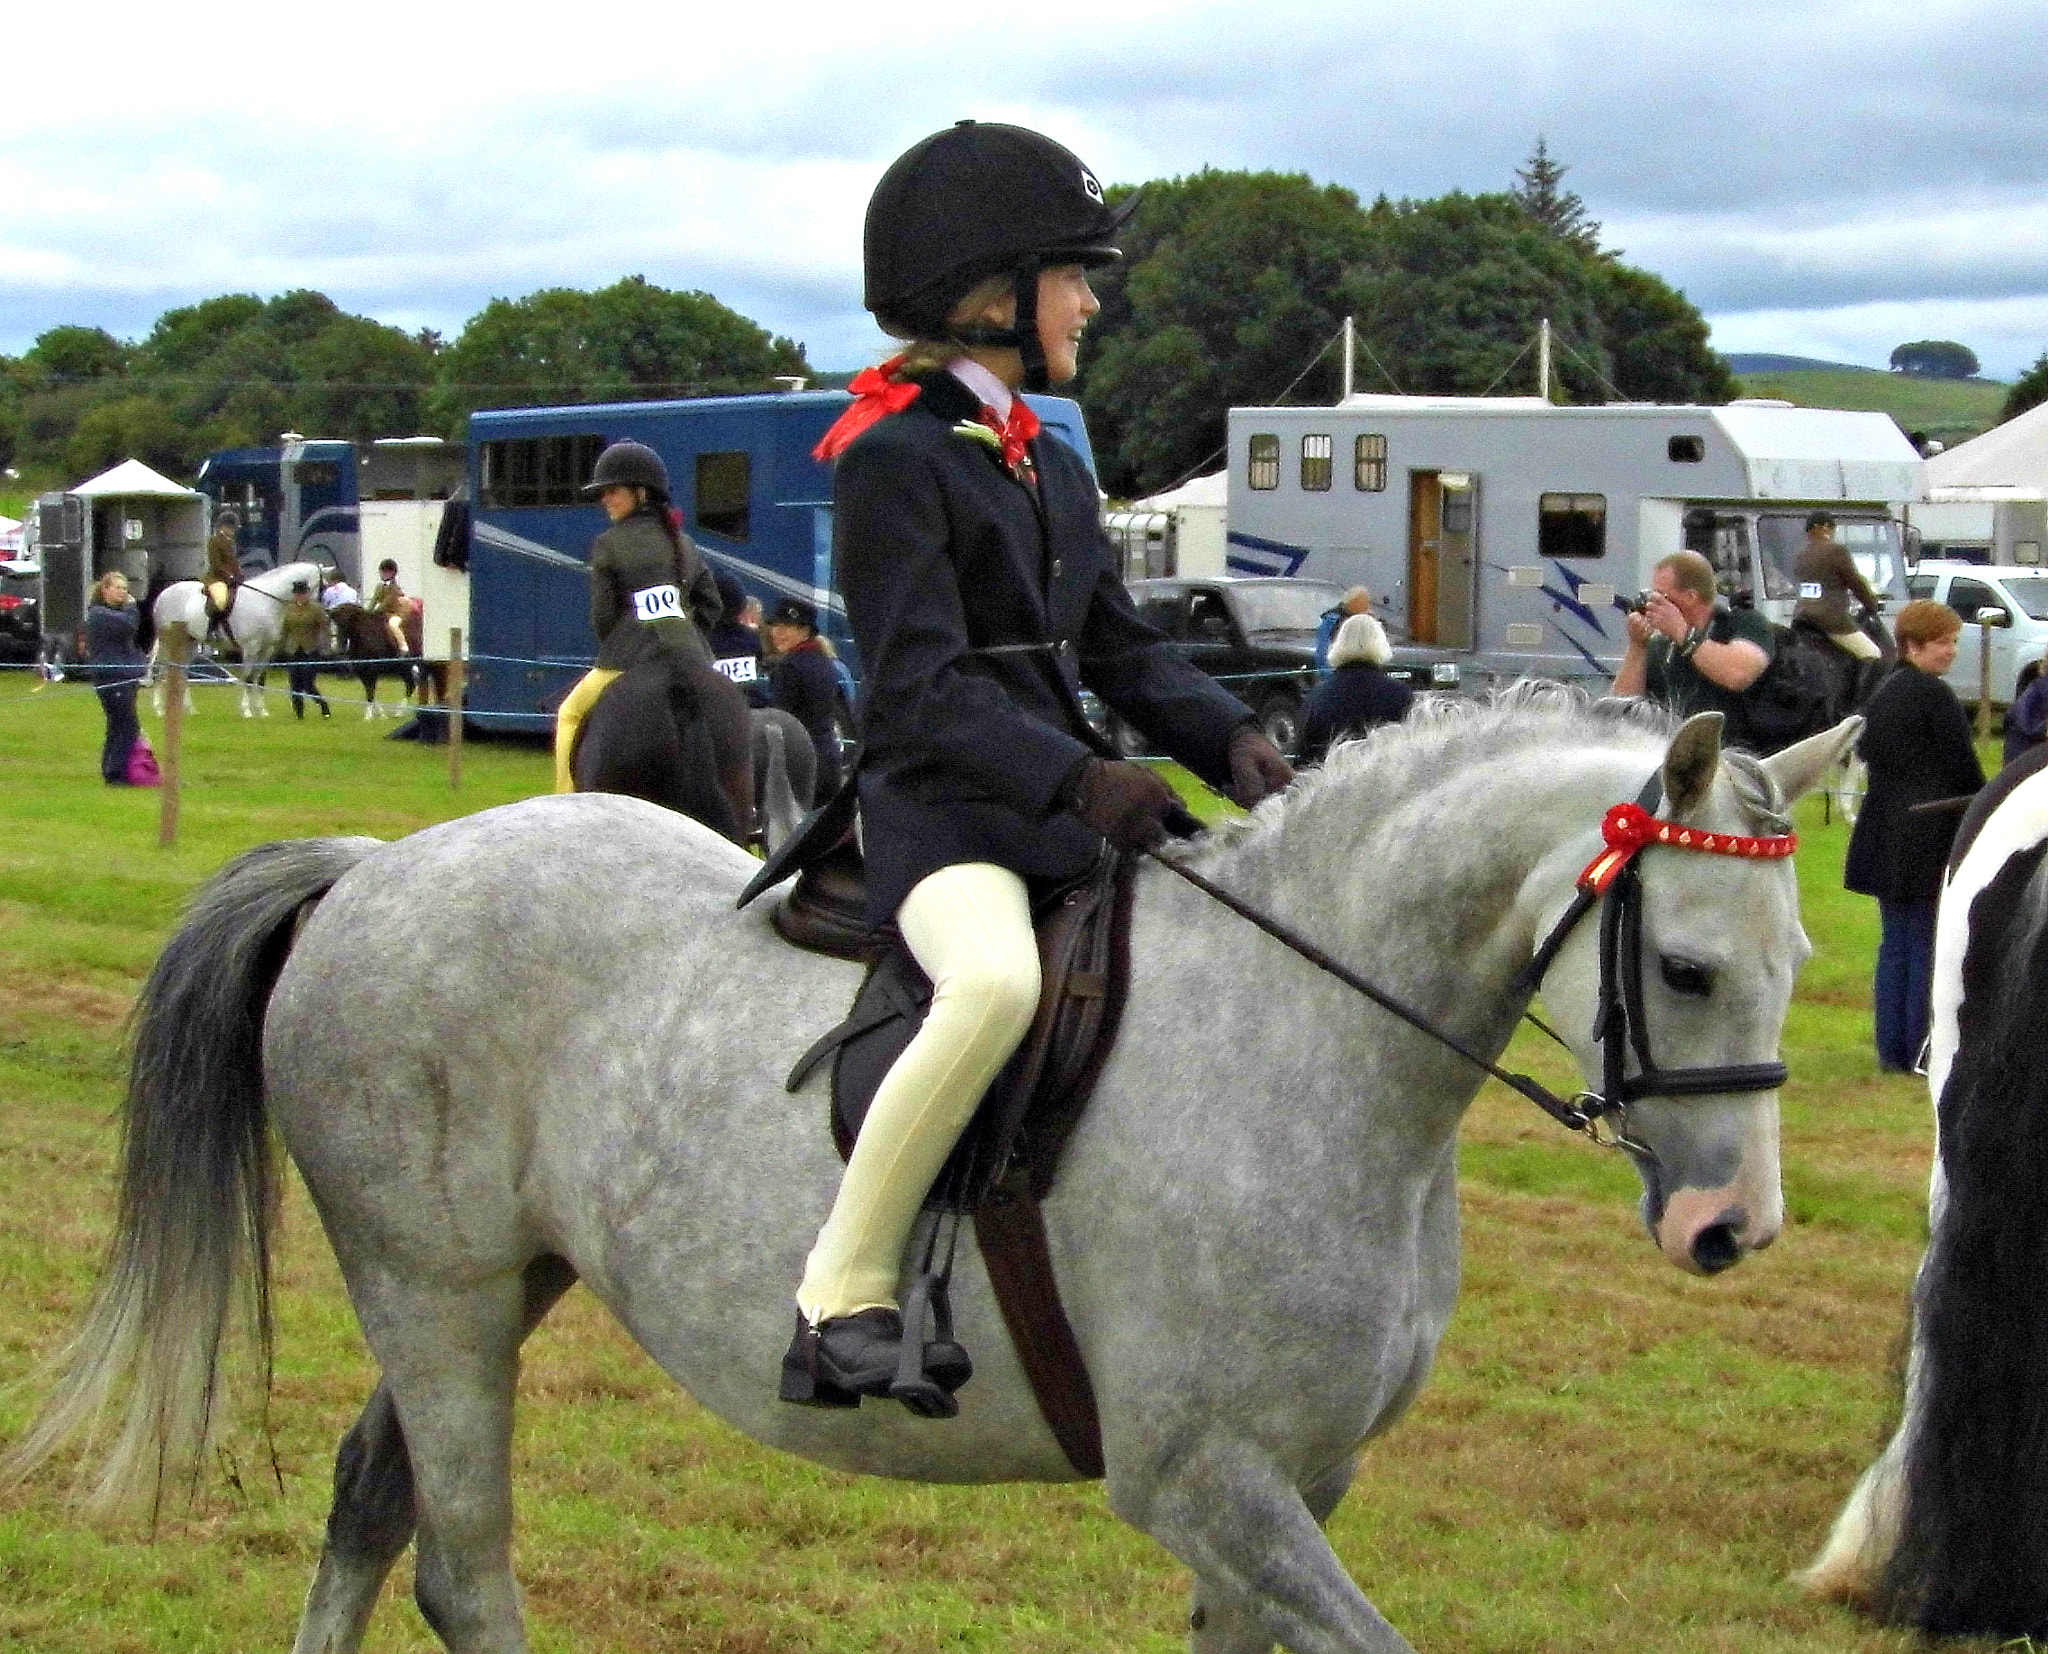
[1690,1222,1743,1274]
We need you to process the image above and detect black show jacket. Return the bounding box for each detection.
[836,372,1252,922]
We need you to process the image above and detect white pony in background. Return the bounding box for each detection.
[148,561,323,718]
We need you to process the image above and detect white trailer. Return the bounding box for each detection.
[1224,395,1925,690]
[1905,486,2048,567]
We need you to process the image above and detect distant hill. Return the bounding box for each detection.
[1723,353,1884,376]
[1727,363,2008,451]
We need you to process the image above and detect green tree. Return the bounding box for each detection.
[1075,170,1373,495]
[23,325,130,384]
[1343,191,1612,403]
[288,314,436,440]
[1890,339,1980,378]
[2001,351,2048,423]
[1591,262,1737,403]
[1511,137,1602,255]
[64,395,187,479]
[430,276,810,432]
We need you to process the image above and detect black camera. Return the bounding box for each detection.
[1626,589,1656,614]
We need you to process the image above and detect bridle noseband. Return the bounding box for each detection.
[1153,773,1797,1154]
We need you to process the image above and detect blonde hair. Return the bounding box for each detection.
[93,571,131,604]
[1329,612,1391,668]
[882,273,1017,377]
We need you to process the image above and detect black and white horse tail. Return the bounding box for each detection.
[1,837,378,1517]
[1879,807,2048,1637]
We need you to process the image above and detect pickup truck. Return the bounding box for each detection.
[1107,575,1461,755]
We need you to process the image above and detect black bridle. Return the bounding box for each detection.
[1153,772,1796,1153]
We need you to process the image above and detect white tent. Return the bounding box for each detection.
[70,458,200,498]
[1131,471,1227,512]
[0,515,21,557]
[1927,401,2048,490]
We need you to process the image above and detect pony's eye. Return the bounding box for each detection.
[1660,956,1715,997]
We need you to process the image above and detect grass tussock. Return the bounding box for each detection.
[0,669,2012,1650]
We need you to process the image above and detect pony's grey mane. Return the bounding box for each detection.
[1183,680,1789,868]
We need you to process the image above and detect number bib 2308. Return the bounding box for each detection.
[632,583,683,623]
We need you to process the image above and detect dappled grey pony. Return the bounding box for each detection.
[7,687,1857,1654]
[149,560,325,718]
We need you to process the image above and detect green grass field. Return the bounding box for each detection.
[1731,368,2007,451]
[0,667,1998,1652]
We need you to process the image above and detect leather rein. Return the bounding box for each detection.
[1153,774,1796,1154]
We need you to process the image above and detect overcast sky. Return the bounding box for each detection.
[7,0,2047,385]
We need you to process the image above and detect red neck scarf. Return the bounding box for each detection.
[812,356,922,461]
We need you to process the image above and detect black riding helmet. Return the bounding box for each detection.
[864,120,1137,392]
[582,440,670,503]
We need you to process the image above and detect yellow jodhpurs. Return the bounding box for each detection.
[553,667,622,792]
[796,862,1040,1324]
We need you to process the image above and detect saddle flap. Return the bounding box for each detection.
[806,851,1134,1209]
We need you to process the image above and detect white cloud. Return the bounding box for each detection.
[4,0,2047,379]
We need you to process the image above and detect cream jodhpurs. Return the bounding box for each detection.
[1827,627,1882,662]
[796,861,1040,1324]
[552,666,622,792]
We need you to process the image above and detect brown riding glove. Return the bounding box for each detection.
[1226,726,1295,808]
[1061,756,1180,851]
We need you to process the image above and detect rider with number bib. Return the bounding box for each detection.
[1793,510,1883,663]
[552,440,724,793]
[778,120,1293,1418]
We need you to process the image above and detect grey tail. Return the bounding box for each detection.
[2,835,378,1517]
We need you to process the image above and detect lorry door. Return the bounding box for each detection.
[1407,472,1442,644]
[1436,473,1476,651]
[1407,472,1477,648]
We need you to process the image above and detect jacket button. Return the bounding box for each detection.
[1051,558,1064,580]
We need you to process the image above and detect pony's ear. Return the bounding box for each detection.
[1663,712,1724,814]
[1762,715,1863,804]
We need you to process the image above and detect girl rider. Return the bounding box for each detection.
[780,120,1293,1418]
[551,440,724,793]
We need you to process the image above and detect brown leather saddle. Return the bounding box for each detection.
[738,793,1126,1475]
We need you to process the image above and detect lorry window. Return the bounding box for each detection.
[1539,493,1606,558]
[479,435,606,508]
[1247,434,1280,491]
[1667,436,1705,463]
[1300,435,1333,492]
[1354,434,1387,492]
[695,451,750,541]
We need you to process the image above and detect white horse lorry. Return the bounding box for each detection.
[1224,394,1926,692]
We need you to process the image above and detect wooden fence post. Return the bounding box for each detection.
[158,665,184,848]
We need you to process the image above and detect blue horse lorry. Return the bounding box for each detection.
[178,390,1099,733]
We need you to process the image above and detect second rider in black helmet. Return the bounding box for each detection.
[552,439,724,792]
[780,120,1293,1417]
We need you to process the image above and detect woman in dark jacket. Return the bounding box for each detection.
[1844,598,1985,1071]
[550,440,723,792]
[763,596,845,796]
[1295,612,1413,765]
[779,121,1293,1417]
[84,570,146,783]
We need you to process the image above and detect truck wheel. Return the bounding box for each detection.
[1256,692,1302,757]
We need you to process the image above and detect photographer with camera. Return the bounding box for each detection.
[1613,551,1772,741]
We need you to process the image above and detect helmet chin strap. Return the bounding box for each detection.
[952,259,1049,393]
